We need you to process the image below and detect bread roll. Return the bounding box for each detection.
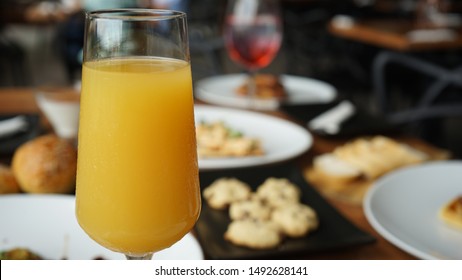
[12,134,77,194]
[0,164,20,194]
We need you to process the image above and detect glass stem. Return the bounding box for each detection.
[248,69,258,109]
[125,253,153,260]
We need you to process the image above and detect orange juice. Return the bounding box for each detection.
[75,57,201,255]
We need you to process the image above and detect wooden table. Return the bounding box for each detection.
[0,86,420,260]
[328,17,462,52]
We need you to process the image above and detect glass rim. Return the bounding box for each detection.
[86,9,186,21]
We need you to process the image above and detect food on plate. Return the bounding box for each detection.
[238,74,286,99]
[0,247,106,260]
[235,74,286,100]
[271,203,318,238]
[224,219,282,249]
[307,136,436,204]
[11,134,77,194]
[0,164,20,194]
[202,178,252,210]
[196,121,263,157]
[0,248,42,260]
[439,195,462,230]
[203,177,319,249]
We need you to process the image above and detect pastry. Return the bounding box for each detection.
[312,153,362,187]
[306,136,439,205]
[332,136,428,179]
[439,195,462,230]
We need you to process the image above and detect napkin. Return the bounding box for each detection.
[331,15,356,29]
[406,29,457,43]
[307,100,356,135]
[0,115,29,139]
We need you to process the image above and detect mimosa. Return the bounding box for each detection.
[76,57,201,256]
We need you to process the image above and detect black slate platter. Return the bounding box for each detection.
[195,163,375,259]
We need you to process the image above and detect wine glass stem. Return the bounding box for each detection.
[125,253,153,260]
[248,69,258,109]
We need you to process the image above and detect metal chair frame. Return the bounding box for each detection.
[373,50,462,124]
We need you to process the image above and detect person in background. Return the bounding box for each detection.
[138,0,189,12]
[82,0,139,11]
[57,0,189,83]
[56,0,141,83]
[0,0,36,86]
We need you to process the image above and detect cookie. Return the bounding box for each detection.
[229,195,272,221]
[224,219,281,249]
[202,178,252,210]
[271,203,319,238]
[256,178,301,208]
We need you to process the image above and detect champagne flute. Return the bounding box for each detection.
[224,0,283,108]
[75,9,201,260]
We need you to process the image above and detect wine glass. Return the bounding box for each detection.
[75,9,201,260]
[224,0,283,108]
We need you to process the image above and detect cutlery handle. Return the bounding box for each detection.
[308,100,355,134]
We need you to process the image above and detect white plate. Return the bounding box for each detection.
[195,74,337,110]
[364,161,462,259]
[0,194,203,260]
[195,105,312,170]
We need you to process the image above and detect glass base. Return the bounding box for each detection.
[125,253,153,260]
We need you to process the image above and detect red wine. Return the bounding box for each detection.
[225,15,282,70]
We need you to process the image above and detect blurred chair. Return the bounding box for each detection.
[189,25,224,79]
[0,33,29,86]
[373,50,462,125]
